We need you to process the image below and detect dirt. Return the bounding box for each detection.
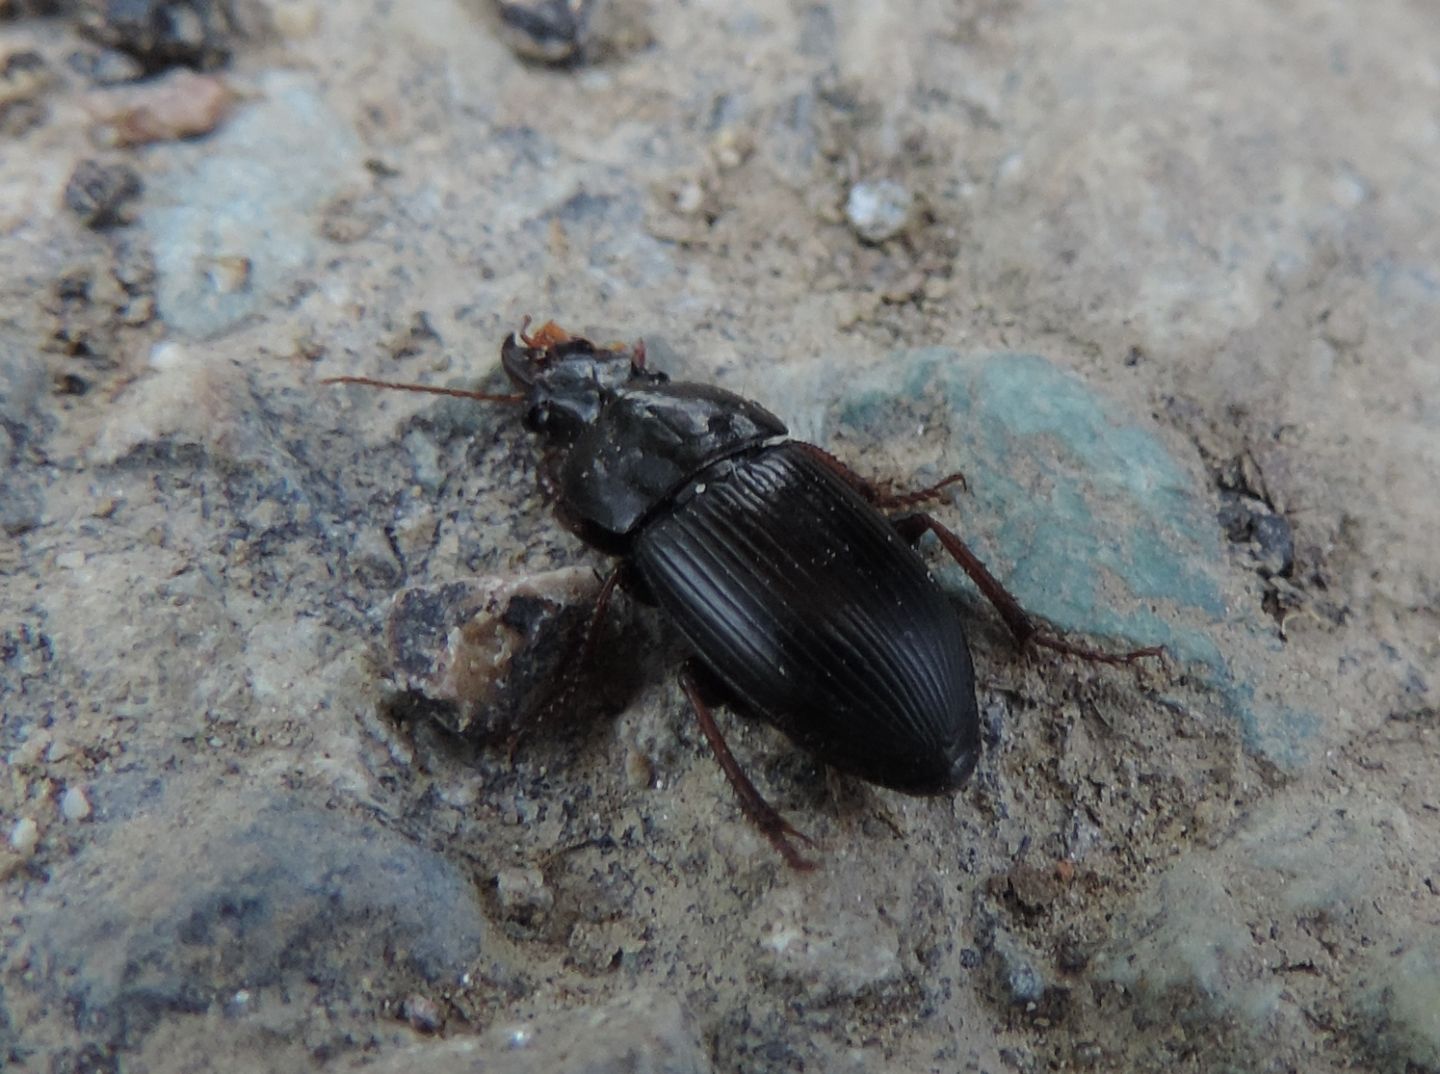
[1,2,1437,1072]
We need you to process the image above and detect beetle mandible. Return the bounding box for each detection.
[327,320,1158,869]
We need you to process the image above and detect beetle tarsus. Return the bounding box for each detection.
[1030,634,1166,666]
[680,667,817,871]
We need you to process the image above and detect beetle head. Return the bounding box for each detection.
[501,321,667,442]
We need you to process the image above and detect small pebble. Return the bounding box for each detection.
[348,526,402,589]
[149,340,187,369]
[55,549,87,570]
[98,69,236,147]
[711,127,751,171]
[495,865,554,923]
[270,0,320,38]
[68,48,145,86]
[1074,1042,1104,1066]
[204,255,252,295]
[61,785,92,822]
[79,0,236,72]
[9,732,50,767]
[0,97,45,138]
[121,294,156,325]
[922,276,950,302]
[0,50,51,107]
[624,745,654,788]
[845,179,915,244]
[64,159,144,229]
[1217,494,1295,578]
[992,930,1047,1004]
[391,503,439,559]
[1006,958,1045,1004]
[1250,512,1294,578]
[673,179,705,216]
[9,817,39,854]
[225,989,252,1016]
[495,0,597,64]
[401,993,444,1033]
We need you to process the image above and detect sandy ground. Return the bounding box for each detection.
[1,2,1438,1071]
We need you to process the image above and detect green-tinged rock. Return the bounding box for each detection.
[816,347,1320,768]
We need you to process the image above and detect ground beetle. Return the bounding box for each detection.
[327,321,1157,868]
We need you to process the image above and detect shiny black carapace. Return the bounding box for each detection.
[327,321,1156,868]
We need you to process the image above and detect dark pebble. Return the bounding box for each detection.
[80,0,237,73]
[67,46,146,85]
[1217,492,1294,577]
[63,159,144,229]
[1250,511,1294,577]
[495,0,596,64]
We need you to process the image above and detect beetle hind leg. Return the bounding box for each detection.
[679,665,817,871]
[893,513,1164,667]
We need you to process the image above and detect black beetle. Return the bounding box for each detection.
[327,321,1157,868]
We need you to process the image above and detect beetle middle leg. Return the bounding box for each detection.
[679,664,817,871]
[792,442,967,510]
[892,513,1163,666]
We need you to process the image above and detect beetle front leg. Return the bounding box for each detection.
[574,564,626,668]
[508,564,628,762]
[679,665,817,872]
[892,513,1164,667]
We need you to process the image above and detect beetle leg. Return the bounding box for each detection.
[510,565,627,761]
[893,513,1164,667]
[791,442,967,509]
[575,565,625,671]
[679,667,817,872]
[874,471,969,510]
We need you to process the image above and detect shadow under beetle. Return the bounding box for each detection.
[327,320,1159,869]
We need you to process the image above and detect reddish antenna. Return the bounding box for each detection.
[319,375,524,405]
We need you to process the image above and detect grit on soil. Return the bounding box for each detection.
[1,2,1437,1072]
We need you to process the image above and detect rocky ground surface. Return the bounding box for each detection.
[2,1,1438,1072]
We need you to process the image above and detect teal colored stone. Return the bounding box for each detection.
[825,348,1318,769]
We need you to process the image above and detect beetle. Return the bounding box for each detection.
[327,320,1158,868]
